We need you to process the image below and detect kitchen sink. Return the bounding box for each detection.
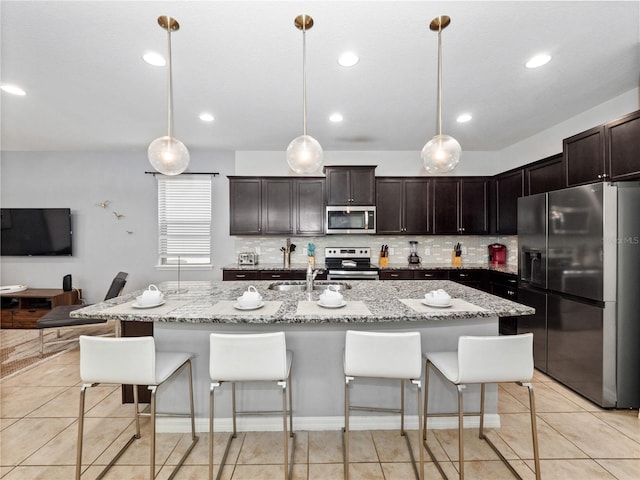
[268,281,352,291]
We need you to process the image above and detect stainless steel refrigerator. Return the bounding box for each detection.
[517,182,640,408]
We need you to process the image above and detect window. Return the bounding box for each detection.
[157,175,212,268]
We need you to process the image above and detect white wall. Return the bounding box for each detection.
[235,150,500,177]
[498,88,640,171]
[0,150,236,302]
[236,87,639,177]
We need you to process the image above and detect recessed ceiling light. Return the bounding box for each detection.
[456,113,472,123]
[143,51,166,66]
[329,113,343,123]
[1,84,26,96]
[199,113,214,122]
[525,54,551,69]
[338,51,359,67]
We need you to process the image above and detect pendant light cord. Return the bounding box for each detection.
[166,18,174,139]
[437,20,443,137]
[302,18,308,136]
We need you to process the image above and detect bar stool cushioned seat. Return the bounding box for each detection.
[76,336,198,480]
[343,330,424,480]
[209,332,294,480]
[423,333,541,480]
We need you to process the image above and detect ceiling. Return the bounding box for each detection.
[1,1,639,153]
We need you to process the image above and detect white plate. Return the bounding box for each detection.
[233,302,265,311]
[132,300,166,309]
[318,300,347,309]
[422,299,452,308]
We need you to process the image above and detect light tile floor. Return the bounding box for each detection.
[1,350,639,479]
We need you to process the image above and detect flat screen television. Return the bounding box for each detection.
[0,208,73,256]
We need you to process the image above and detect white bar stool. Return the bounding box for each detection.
[209,332,294,480]
[76,336,198,480]
[343,330,424,480]
[423,333,541,480]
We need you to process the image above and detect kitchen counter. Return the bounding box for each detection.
[72,279,532,324]
[72,280,532,433]
[378,262,519,275]
[223,262,519,276]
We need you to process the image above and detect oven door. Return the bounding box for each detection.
[327,269,380,281]
[326,206,376,234]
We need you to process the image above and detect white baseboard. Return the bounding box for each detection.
[157,414,501,433]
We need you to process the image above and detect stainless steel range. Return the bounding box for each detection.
[325,247,379,280]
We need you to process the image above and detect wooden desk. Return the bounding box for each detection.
[0,288,81,329]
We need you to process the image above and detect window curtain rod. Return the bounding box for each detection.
[145,171,219,176]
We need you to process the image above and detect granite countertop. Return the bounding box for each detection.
[72,279,533,325]
[223,262,519,276]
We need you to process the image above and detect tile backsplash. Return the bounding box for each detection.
[234,235,518,266]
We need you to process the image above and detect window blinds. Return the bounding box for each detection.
[157,176,212,266]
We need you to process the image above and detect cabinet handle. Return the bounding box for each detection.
[236,274,246,278]
[508,279,517,284]
[271,274,281,278]
[390,274,399,278]
[459,273,469,277]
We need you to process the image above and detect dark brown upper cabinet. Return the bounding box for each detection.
[229,177,325,236]
[564,125,607,186]
[432,177,489,235]
[295,178,325,235]
[606,110,640,181]
[324,166,376,205]
[376,178,430,234]
[493,169,524,234]
[524,154,564,195]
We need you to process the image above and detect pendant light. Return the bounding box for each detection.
[286,14,323,175]
[148,16,190,176]
[421,15,461,173]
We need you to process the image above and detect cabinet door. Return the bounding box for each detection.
[404,179,430,234]
[607,110,640,181]
[413,270,448,280]
[517,288,547,372]
[229,178,262,235]
[349,167,376,205]
[432,179,459,234]
[564,125,606,186]
[376,179,404,234]
[325,168,351,205]
[460,178,489,234]
[525,154,564,195]
[222,270,259,281]
[494,170,523,234]
[262,179,294,234]
[295,179,325,235]
[379,270,413,280]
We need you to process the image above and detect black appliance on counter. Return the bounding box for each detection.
[325,247,379,280]
[517,182,640,408]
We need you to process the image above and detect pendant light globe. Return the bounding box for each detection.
[287,14,323,175]
[287,134,323,175]
[422,15,461,174]
[148,16,189,176]
[148,136,190,176]
[421,134,461,173]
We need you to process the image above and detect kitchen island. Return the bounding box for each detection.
[73,280,534,433]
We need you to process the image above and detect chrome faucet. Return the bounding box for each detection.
[306,264,321,296]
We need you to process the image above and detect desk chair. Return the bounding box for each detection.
[37,272,127,354]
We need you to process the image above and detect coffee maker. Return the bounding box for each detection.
[408,241,421,264]
[488,243,507,265]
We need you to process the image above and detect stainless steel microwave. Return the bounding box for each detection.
[325,206,376,234]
